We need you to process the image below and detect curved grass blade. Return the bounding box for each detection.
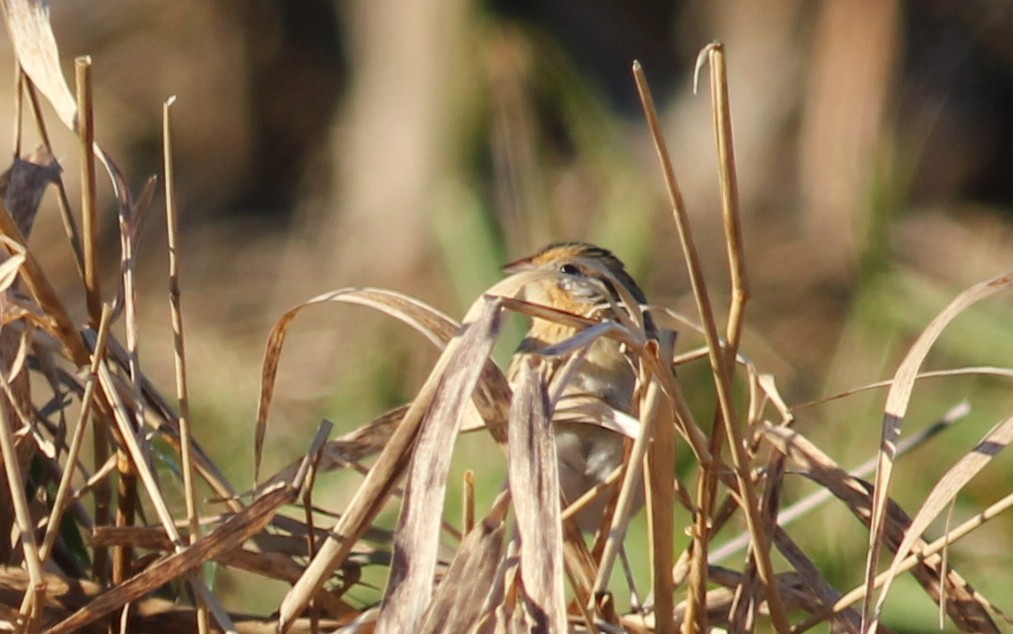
[864,273,1013,630]
[876,410,1013,621]
[254,288,459,481]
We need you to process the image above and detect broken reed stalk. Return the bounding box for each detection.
[686,41,753,633]
[90,392,112,583]
[80,50,144,587]
[463,470,476,534]
[74,56,101,326]
[302,458,320,632]
[163,95,208,634]
[644,364,677,634]
[13,71,23,156]
[634,57,789,632]
[73,55,115,585]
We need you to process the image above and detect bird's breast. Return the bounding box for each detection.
[570,337,637,411]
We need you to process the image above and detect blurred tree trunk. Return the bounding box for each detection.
[320,0,472,288]
[799,0,901,279]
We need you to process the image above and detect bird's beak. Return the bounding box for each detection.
[501,255,535,274]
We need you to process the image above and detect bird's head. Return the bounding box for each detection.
[502,241,654,335]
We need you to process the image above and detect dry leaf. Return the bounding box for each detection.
[377,296,503,632]
[507,359,567,633]
[1,0,77,129]
[2,147,61,237]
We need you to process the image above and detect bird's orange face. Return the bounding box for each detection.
[502,241,652,329]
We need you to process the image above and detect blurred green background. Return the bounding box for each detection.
[9,0,1013,630]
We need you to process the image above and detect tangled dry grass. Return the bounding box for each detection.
[0,1,1010,633]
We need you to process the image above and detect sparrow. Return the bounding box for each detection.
[502,241,657,531]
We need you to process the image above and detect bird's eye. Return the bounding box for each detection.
[559,263,581,276]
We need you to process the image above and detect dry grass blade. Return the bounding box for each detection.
[877,410,1013,616]
[376,296,503,632]
[0,567,350,634]
[254,287,460,480]
[2,0,130,209]
[255,285,513,483]
[418,512,508,633]
[98,357,172,542]
[794,368,1013,410]
[558,514,602,622]
[90,525,363,621]
[19,81,85,274]
[0,198,88,363]
[643,369,676,634]
[864,273,1013,629]
[591,339,675,614]
[0,0,77,129]
[762,424,1000,632]
[162,95,207,633]
[794,487,1013,633]
[278,297,502,631]
[847,493,1013,629]
[0,228,38,617]
[0,335,42,628]
[713,401,971,565]
[97,333,240,511]
[473,540,521,632]
[768,528,863,633]
[96,352,237,631]
[670,568,856,631]
[38,304,113,563]
[252,404,408,495]
[0,238,26,291]
[47,483,297,634]
[507,359,567,633]
[110,68,148,588]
